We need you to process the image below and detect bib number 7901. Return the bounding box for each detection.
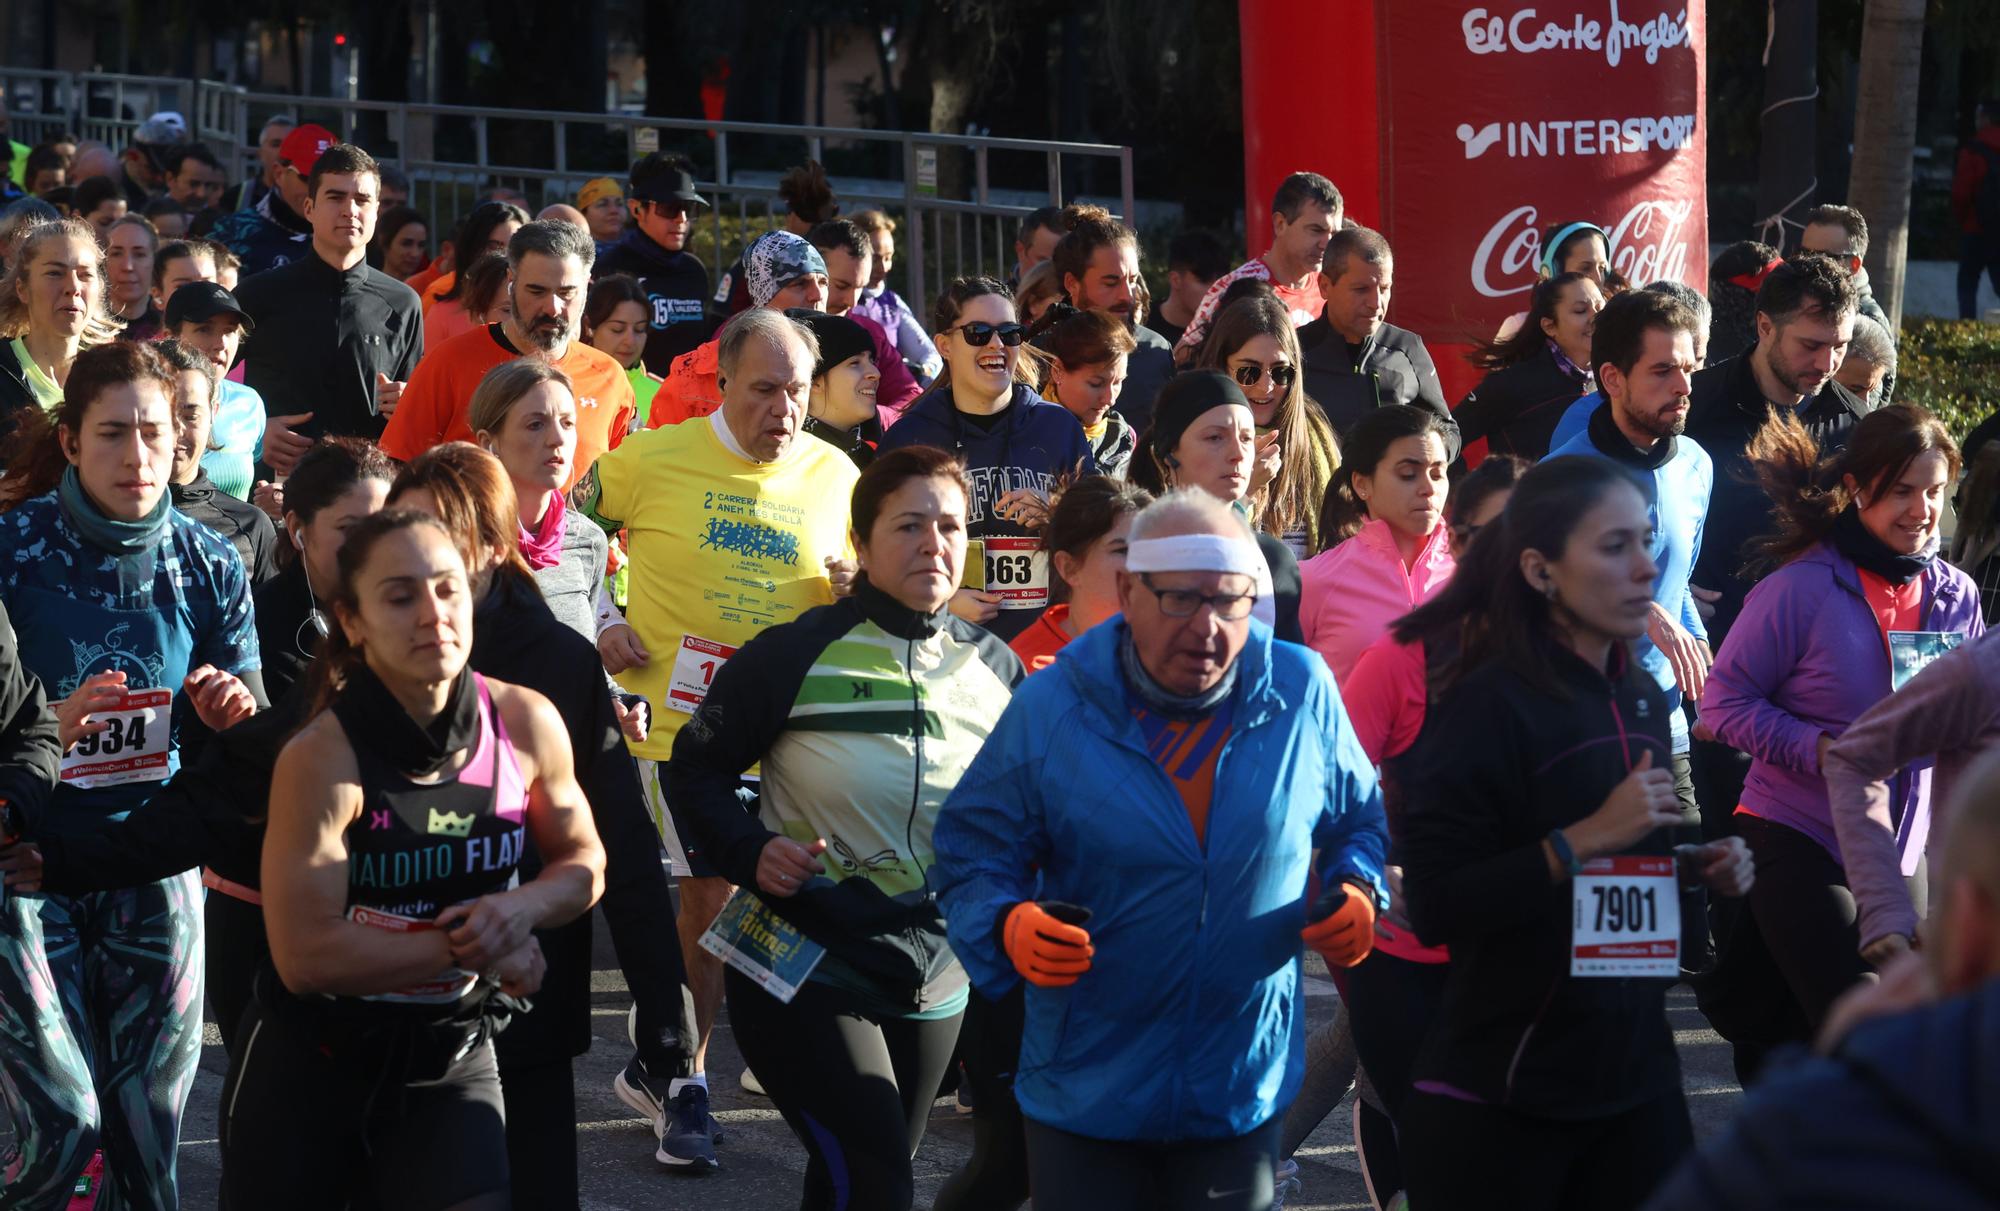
[1571,855,1679,978]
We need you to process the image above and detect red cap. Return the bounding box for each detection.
[279,124,339,174]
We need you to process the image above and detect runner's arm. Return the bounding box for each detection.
[1311,670,1388,905]
[498,684,606,928]
[1698,585,1822,772]
[664,627,802,889]
[263,720,458,997]
[0,601,60,835]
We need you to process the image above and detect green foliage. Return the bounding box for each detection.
[1897,319,2000,438]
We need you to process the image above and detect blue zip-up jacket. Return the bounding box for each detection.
[932,617,1388,1141]
[1547,402,1712,752]
[1546,388,1605,453]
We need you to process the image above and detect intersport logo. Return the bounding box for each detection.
[1456,113,1697,160]
[1471,199,1695,298]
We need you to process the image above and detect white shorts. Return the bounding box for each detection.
[636,756,697,879]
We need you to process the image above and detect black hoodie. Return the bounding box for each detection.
[595,227,713,375]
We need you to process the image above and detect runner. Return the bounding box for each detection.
[1296,227,1458,447]
[1172,172,1342,358]
[157,339,279,583]
[1700,404,1980,1079]
[146,238,217,326]
[221,508,605,1210]
[387,443,708,1192]
[848,209,942,383]
[805,218,923,419]
[383,219,635,490]
[1195,294,1339,557]
[1395,455,1754,1211]
[933,487,1388,1211]
[1446,453,1529,558]
[1130,369,1305,642]
[789,308,883,468]
[592,153,711,374]
[420,201,529,349]
[0,217,120,437]
[1007,476,1151,673]
[372,205,432,282]
[1031,304,1138,478]
[257,438,396,703]
[577,177,624,250]
[652,230,827,429]
[1300,405,1453,684]
[0,340,262,1208]
[710,161,839,320]
[1455,272,1604,461]
[577,307,859,1157]
[1048,204,1173,433]
[583,272,666,423]
[209,122,330,278]
[105,213,159,335]
[163,280,268,500]
[876,276,1098,641]
[670,446,1021,1209]
[1492,221,1611,340]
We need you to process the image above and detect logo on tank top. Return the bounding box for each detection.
[427,807,475,837]
[61,623,169,696]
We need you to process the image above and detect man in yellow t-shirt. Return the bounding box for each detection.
[580,306,857,1124]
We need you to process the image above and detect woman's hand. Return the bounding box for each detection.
[950,588,1002,625]
[185,666,258,733]
[1566,751,1682,861]
[1249,430,1282,496]
[490,936,547,998]
[598,624,650,676]
[994,488,1050,529]
[757,836,827,898]
[1678,837,1755,898]
[825,556,859,598]
[612,696,649,745]
[439,890,540,971]
[0,839,43,893]
[56,670,128,752]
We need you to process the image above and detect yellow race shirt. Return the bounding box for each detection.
[588,416,860,759]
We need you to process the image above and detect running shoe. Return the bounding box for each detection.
[612,1054,669,1134]
[740,1065,767,1096]
[1272,1157,1303,1210]
[658,1084,720,1172]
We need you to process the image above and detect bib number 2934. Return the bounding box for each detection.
[1571,855,1679,978]
[60,688,173,789]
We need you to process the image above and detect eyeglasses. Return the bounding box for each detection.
[1138,574,1258,621]
[1232,362,1297,390]
[951,321,1026,348]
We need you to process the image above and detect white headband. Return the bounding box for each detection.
[1125,534,1265,579]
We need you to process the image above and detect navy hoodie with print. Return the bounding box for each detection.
[878,381,1099,640]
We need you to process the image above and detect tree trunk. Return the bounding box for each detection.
[1848,0,1928,330]
[1754,0,1818,250]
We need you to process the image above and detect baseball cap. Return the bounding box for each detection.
[628,154,709,209]
[577,177,623,211]
[163,281,255,333]
[129,111,191,173]
[278,124,339,175]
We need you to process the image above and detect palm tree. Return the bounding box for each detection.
[1847,0,1928,330]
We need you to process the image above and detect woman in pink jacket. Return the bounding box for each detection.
[1300,405,1454,683]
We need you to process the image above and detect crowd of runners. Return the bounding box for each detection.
[0,105,1997,1211]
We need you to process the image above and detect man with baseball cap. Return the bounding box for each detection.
[209,122,335,278]
[164,281,270,502]
[578,176,625,250]
[647,229,825,428]
[118,111,187,209]
[595,153,712,375]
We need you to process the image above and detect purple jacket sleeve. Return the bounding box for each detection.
[1823,644,1996,950]
[1700,573,1827,775]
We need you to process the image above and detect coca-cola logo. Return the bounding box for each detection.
[1471,198,1695,298]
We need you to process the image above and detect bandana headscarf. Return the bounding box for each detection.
[746,231,827,309]
[577,177,623,211]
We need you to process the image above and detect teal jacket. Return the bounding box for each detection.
[933,617,1388,1140]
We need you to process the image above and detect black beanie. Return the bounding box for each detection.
[787,309,877,379]
[1143,369,1251,461]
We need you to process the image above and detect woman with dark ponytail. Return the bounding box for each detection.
[1456,271,1604,460]
[1700,404,1981,1079]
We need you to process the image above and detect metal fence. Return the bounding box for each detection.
[3,68,1136,321]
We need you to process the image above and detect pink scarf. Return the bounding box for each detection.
[519,489,567,570]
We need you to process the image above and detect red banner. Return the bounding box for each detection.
[1240,0,1708,401]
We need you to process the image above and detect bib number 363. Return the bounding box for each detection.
[1571,855,1679,978]
[981,537,1049,611]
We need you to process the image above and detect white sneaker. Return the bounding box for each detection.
[740,1065,767,1096]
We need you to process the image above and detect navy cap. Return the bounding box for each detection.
[163,281,254,332]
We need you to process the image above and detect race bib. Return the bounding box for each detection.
[60,689,172,789]
[699,890,825,1004]
[1888,631,1962,691]
[347,905,478,1004]
[1571,855,1679,978]
[981,537,1050,610]
[667,635,737,714]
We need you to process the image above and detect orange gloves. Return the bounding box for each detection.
[1004,901,1095,987]
[1301,886,1377,968]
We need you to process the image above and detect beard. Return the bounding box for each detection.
[1634,403,1687,440]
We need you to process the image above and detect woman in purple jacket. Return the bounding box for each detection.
[1701,403,1980,1075]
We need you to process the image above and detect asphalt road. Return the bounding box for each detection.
[60,911,1744,1211]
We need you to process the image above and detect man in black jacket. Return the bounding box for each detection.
[1297,225,1459,454]
[594,153,712,375]
[236,142,422,466]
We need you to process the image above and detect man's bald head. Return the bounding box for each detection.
[537,203,589,231]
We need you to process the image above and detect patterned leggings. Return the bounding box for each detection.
[0,871,205,1210]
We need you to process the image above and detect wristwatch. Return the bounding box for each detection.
[1546,828,1583,878]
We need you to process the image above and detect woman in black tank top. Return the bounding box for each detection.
[221,510,606,1211]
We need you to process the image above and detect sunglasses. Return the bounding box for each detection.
[1233,362,1297,389]
[951,321,1026,348]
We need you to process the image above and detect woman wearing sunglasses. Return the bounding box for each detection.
[877,276,1098,641]
[1300,405,1456,685]
[1197,295,1341,558]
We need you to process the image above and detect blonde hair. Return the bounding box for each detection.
[468,357,574,438]
[0,218,123,345]
[849,209,895,237]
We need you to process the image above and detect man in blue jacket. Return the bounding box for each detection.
[933,489,1387,1211]
[1547,288,1714,965]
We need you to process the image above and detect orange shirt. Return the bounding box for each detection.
[649,338,722,428]
[1008,604,1073,673]
[1132,696,1234,847]
[1858,568,1924,659]
[380,324,635,491]
[418,271,456,315]
[421,297,482,360]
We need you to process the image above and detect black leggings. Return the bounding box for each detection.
[1023,1115,1280,1211]
[1401,1086,1692,1211]
[933,985,1029,1211]
[205,890,268,1060]
[724,966,962,1211]
[500,1058,576,1211]
[1343,950,1450,1198]
[221,996,510,1210]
